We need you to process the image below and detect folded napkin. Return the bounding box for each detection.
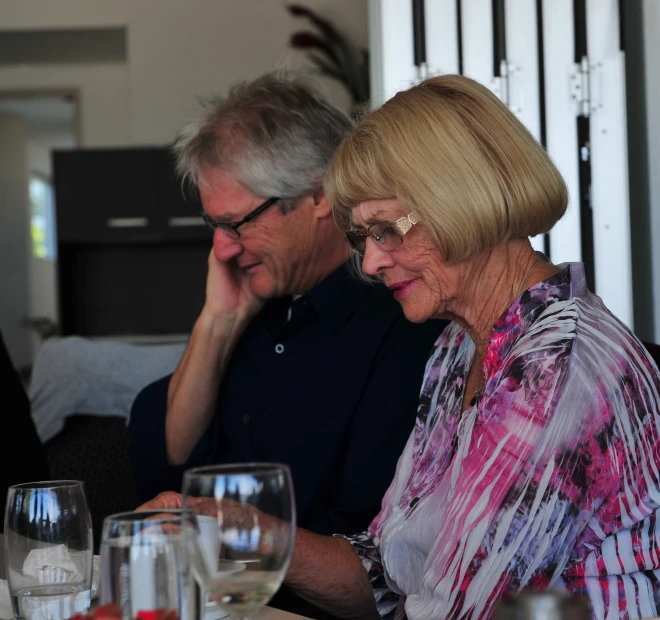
[0,545,100,620]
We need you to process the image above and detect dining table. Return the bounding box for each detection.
[0,533,310,620]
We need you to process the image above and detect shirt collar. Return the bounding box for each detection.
[298,261,372,333]
[482,261,581,381]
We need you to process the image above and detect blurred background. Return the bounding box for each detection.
[0,0,368,372]
[1,0,659,377]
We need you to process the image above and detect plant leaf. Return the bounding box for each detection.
[286,3,343,43]
[306,53,344,80]
[290,31,340,64]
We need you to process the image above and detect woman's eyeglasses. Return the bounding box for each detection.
[345,213,418,256]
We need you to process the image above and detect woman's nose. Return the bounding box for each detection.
[362,239,395,276]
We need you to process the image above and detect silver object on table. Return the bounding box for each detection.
[494,590,592,620]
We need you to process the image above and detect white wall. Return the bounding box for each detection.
[0,0,131,146]
[0,64,131,147]
[0,0,368,364]
[0,0,129,28]
[27,138,54,177]
[0,0,368,146]
[0,113,30,369]
[127,0,366,143]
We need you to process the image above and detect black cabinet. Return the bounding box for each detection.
[54,148,160,243]
[53,146,211,338]
[154,148,208,242]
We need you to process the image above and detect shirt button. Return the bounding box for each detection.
[243,414,250,424]
[275,343,285,354]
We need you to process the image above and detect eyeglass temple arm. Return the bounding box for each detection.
[393,213,418,235]
[242,197,280,225]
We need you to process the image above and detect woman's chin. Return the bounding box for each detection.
[401,303,431,324]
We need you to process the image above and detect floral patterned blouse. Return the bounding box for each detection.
[345,262,660,619]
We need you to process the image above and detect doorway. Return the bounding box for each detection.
[0,90,79,372]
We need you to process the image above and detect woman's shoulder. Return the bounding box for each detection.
[517,287,660,398]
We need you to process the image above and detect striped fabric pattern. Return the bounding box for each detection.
[345,263,660,619]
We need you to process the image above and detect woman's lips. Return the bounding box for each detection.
[388,280,416,299]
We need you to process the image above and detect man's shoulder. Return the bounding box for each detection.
[354,279,448,338]
[308,263,448,341]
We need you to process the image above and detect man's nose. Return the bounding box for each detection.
[213,230,243,261]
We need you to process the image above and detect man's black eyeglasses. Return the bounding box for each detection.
[201,197,280,239]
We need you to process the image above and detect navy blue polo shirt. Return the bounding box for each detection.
[128,262,447,536]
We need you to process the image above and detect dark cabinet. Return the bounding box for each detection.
[53,146,211,338]
[154,148,208,241]
[54,148,160,243]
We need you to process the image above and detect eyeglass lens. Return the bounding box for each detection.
[345,224,403,256]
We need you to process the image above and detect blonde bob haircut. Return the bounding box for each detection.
[326,74,568,263]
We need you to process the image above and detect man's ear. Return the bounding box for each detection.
[312,186,333,219]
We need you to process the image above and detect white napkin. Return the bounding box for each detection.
[0,546,99,620]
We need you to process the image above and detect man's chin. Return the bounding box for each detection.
[248,272,276,300]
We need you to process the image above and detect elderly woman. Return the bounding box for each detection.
[142,74,660,620]
[282,74,660,619]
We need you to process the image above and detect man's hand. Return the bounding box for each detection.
[203,249,264,322]
[136,491,183,511]
[136,491,216,517]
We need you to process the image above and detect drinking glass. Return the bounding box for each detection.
[4,480,93,620]
[98,509,208,620]
[181,463,296,620]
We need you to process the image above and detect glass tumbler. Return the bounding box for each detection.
[98,509,207,620]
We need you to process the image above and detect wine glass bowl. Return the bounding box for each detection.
[3,480,93,620]
[181,463,296,620]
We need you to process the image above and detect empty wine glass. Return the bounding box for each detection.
[98,509,208,620]
[181,463,296,620]
[4,480,93,620]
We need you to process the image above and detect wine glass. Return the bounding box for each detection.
[98,509,208,620]
[181,463,296,620]
[4,480,93,620]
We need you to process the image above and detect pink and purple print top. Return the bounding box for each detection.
[345,262,660,619]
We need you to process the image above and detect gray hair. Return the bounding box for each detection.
[173,71,354,212]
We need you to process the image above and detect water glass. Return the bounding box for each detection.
[4,480,93,620]
[181,463,296,620]
[494,589,592,620]
[98,509,207,620]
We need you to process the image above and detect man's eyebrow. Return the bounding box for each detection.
[202,211,236,223]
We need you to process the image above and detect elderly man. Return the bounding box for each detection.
[127,71,444,542]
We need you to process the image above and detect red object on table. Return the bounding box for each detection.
[69,604,179,620]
